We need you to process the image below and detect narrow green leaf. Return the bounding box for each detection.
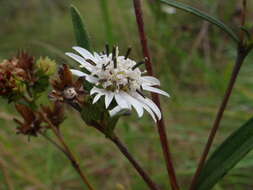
[99,0,115,45]
[70,5,91,51]
[160,0,240,43]
[196,118,253,190]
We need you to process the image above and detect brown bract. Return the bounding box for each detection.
[16,52,36,83]
[0,71,16,96]
[49,64,86,105]
[14,104,42,137]
[41,102,65,127]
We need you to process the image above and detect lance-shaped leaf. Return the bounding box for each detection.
[70,5,91,51]
[160,0,239,43]
[196,118,253,190]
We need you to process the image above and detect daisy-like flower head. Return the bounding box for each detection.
[66,45,170,122]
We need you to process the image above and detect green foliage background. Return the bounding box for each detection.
[0,0,253,189]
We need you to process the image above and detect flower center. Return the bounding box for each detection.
[93,56,142,93]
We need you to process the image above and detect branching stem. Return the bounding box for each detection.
[109,135,160,190]
[41,114,95,190]
[189,45,250,190]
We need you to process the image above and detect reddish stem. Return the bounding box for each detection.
[109,135,160,190]
[89,121,160,190]
[133,0,179,190]
[189,45,249,190]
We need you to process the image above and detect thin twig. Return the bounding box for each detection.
[41,113,95,190]
[39,131,69,158]
[240,0,247,41]
[189,45,250,190]
[109,135,160,190]
[89,121,160,190]
[132,0,179,190]
[189,1,250,188]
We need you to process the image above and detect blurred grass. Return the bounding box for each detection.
[0,0,253,189]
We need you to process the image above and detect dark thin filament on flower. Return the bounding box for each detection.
[105,44,110,56]
[113,57,117,69]
[86,59,96,66]
[136,89,146,98]
[132,60,146,70]
[112,46,116,59]
[102,61,111,70]
[112,46,117,68]
[125,47,132,59]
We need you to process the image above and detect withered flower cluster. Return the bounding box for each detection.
[0,54,27,99]
[0,52,56,102]
[14,104,43,137]
[14,102,65,137]
[49,64,86,107]
[0,70,17,97]
[0,51,62,138]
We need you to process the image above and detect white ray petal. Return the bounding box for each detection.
[90,87,105,95]
[66,52,94,71]
[109,106,122,117]
[138,101,157,122]
[93,52,102,61]
[143,97,162,120]
[131,92,157,122]
[72,46,96,62]
[141,76,161,86]
[121,92,144,117]
[133,92,161,120]
[142,85,170,97]
[105,92,114,109]
[115,93,130,109]
[86,75,99,84]
[93,93,103,104]
[70,69,87,77]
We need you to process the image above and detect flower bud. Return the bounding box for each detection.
[36,57,57,76]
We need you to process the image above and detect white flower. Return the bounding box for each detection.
[66,46,170,122]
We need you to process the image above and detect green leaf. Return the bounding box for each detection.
[196,118,253,190]
[81,102,102,126]
[99,0,115,45]
[70,5,91,51]
[160,0,239,43]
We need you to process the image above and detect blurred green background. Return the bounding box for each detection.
[1,0,253,189]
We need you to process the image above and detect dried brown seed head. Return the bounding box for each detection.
[49,64,86,104]
[14,104,43,137]
[41,102,65,127]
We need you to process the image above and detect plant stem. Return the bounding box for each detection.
[89,121,160,190]
[55,131,94,190]
[40,132,69,158]
[132,0,179,189]
[189,45,250,190]
[41,114,95,190]
[109,135,160,190]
